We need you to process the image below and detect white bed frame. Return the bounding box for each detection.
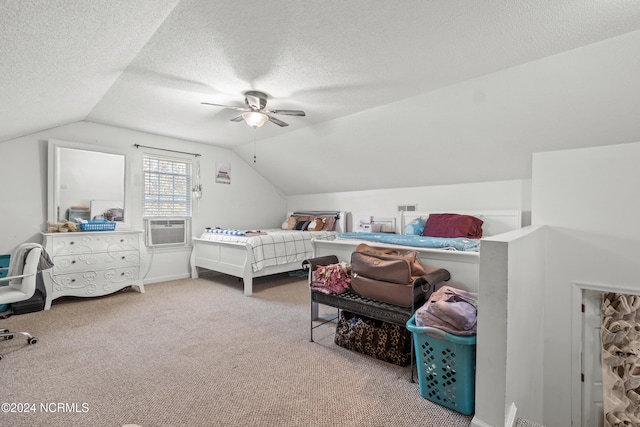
[312,210,522,295]
[190,211,347,296]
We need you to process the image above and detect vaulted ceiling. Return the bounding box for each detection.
[3,1,640,195]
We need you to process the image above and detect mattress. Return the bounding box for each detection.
[335,232,480,251]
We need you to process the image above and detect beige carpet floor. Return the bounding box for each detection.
[1,272,541,427]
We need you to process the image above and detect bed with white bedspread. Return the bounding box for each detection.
[190,211,346,295]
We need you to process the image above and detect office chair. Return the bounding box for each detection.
[0,245,42,361]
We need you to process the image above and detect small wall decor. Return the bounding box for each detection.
[216,162,231,184]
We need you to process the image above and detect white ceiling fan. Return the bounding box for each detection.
[201,90,306,128]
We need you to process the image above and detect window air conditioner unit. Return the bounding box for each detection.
[145,218,190,247]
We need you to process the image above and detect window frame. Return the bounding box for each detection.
[142,153,193,218]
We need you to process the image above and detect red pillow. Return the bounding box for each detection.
[422,214,484,239]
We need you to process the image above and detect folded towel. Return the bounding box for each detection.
[205,228,266,236]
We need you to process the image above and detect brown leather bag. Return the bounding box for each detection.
[350,243,427,307]
[351,244,425,283]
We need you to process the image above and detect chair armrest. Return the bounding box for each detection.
[302,255,340,271]
[0,272,35,283]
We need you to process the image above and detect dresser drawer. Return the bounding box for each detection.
[49,233,140,255]
[52,250,141,274]
[50,266,140,297]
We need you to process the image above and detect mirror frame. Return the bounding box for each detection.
[47,139,130,229]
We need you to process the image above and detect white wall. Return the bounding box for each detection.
[504,228,546,424]
[532,142,640,427]
[474,226,546,427]
[236,30,640,197]
[0,121,286,283]
[287,179,531,230]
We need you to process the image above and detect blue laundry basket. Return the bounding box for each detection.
[406,314,477,415]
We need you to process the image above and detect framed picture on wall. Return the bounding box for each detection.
[216,162,231,184]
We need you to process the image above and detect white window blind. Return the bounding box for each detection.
[143,154,192,217]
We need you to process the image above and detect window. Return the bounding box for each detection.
[143,154,192,217]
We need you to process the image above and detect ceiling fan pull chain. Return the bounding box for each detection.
[253,128,257,163]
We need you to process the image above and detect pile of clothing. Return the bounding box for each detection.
[415,285,477,336]
[310,262,351,295]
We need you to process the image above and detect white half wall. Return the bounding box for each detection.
[532,141,640,427]
[473,225,546,427]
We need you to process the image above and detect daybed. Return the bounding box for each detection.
[190,211,347,295]
[310,210,521,319]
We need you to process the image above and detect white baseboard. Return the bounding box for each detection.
[471,416,494,427]
[143,273,191,285]
[470,402,517,427]
[505,402,517,427]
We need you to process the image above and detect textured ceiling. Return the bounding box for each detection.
[3,1,640,194]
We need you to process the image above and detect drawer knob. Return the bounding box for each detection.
[71,260,76,264]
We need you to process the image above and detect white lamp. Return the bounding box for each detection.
[242,111,269,128]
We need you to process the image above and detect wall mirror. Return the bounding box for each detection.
[48,139,128,229]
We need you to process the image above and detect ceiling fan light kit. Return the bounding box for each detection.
[242,111,269,128]
[202,90,305,128]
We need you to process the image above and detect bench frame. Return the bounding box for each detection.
[303,255,450,382]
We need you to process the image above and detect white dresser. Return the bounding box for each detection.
[41,230,145,310]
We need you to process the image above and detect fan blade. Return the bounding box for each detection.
[230,115,244,122]
[269,109,306,116]
[201,102,247,112]
[268,116,289,127]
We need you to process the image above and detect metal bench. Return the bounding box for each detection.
[302,255,450,382]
